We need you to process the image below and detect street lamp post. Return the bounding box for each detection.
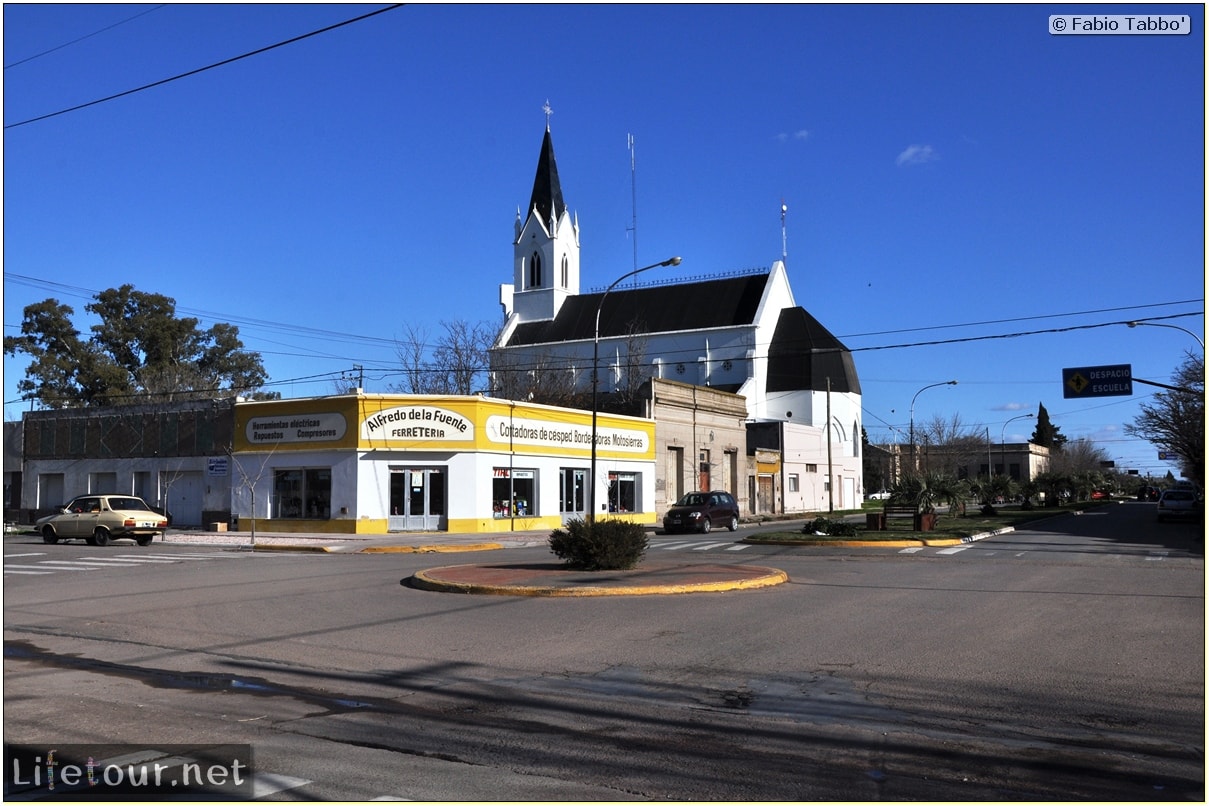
[1125,320,1205,351]
[590,256,682,524]
[1000,413,1035,477]
[909,380,957,473]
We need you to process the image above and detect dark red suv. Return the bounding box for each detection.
[662,490,740,534]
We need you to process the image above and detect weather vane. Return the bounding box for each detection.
[543,99,553,130]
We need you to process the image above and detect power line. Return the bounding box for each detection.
[4,5,168,70]
[837,299,1204,341]
[4,4,404,130]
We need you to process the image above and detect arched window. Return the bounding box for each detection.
[561,254,569,288]
[529,251,542,288]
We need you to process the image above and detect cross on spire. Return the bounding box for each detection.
[543,99,553,130]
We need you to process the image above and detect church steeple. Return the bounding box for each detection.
[527,126,566,231]
[505,104,581,324]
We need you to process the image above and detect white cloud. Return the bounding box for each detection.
[896,144,937,167]
[992,402,1027,412]
[775,129,810,143]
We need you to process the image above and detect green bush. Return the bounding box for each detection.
[802,516,858,537]
[548,518,649,570]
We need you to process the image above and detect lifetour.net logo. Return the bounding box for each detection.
[4,744,254,799]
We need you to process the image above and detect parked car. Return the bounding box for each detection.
[1090,490,1111,500]
[36,494,168,546]
[865,490,892,500]
[1156,489,1201,522]
[662,490,739,534]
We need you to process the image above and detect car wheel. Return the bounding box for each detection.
[41,526,58,544]
[727,516,738,532]
[701,518,712,534]
[92,527,111,547]
[135,535,154,546]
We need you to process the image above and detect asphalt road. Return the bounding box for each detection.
[4,501,1203,800]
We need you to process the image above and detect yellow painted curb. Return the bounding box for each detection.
[248,544,338,553]
[408,566,789,597]
[361,543,504,554]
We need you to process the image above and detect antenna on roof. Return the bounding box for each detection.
[780,199,788,262]
[628,133,638,275]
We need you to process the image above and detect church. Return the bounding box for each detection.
[490,121,865,516]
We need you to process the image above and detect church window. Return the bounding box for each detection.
[561,254,568,288]
[529,252,542,288]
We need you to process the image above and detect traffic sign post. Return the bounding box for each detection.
[1062,364,1132,399]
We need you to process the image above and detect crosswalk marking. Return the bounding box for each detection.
[936,546,969,555]
[4,549,249,576]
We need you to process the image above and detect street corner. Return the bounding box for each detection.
[360,542,506,554]
[403,560,789,597]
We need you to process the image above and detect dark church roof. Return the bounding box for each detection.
[526,128,566,226]
[506,272,771,346]
[766,307,861,395]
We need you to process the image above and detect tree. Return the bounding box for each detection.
[4,285,272,408]
[918,413,983,477]
[1030,403,1067,450]
[1125,351,1204,488]
[1048,437,1112,475]
[488,346,586,408]
[392,319,494,396]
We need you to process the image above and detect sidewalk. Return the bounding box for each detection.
[158,527,552,553]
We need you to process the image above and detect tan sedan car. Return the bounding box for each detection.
[36,494,168,546]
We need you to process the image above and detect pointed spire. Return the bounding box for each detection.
[527,125,567,229]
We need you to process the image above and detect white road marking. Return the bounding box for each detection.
[251,772,314,799]
[936,547,969,555]
[39,560,145,567]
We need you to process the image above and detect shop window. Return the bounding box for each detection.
[608,472,639,513]
[494,468,536,518]
[273,468,332,519]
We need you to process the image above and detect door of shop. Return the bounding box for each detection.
[388,468,446,531]
[559,468,587,523]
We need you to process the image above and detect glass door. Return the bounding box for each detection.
[388,468,446,531]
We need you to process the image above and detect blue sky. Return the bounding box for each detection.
[3,3,1204,479]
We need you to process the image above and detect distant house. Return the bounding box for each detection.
[491,123,863,516]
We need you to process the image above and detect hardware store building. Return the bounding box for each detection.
[232,393,656,534]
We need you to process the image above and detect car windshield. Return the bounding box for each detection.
[108,497,152,511]
[1163,491,1195,501]
[677,493,708,506]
